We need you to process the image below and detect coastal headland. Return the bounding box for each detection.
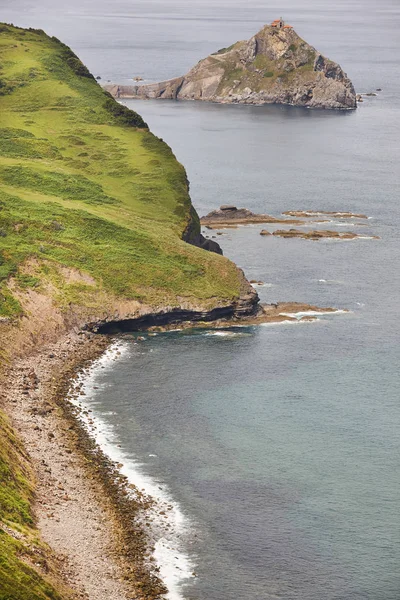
[104,19,356,110]
[0,23,348,600]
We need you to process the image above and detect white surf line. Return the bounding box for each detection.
[322,236,377,241]
[288,212,368,219]
[278,309,349,320]
[204,330,251,337]
[317,279,344,284]
[327,222,368,227]
[260,318,322,327]
[67,341,196,600]
[293,222,367,228]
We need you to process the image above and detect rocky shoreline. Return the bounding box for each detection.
[0,300,347,600]
[1,332,167,600]
[93,302,346,333]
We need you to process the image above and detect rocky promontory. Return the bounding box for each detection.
[105,19,356,110]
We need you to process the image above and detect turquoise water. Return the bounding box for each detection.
[4,0,400,597]
[79,195,399,598]
[83,320,399,599]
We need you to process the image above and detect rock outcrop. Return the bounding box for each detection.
[94,301,345,333]
[270,229,379,240]
[200,206,304,225]
[93,266,259,334]
[283,210,368,219]
[105,21,356,110]
[183,206,224,254]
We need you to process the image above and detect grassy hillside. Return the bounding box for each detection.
[0,410,67,600]
[0,24,242,326]
[0,23,248,600]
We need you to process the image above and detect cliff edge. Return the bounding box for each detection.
[0,23,258,369]
[106,19,356,110]
[0,23,258,600]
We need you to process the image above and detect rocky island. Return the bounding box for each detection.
[105,18,356,110]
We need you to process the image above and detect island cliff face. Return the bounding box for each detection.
[105,21,356,110]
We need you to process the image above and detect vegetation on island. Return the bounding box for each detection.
[215,37,317,96]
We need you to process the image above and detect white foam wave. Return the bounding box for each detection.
[323,237,363,242]
[204,328,251,338]
[68,342,195,600]
[206,331,231,336]
[260,318,321,327]
[329,221,367,227]
[317,279,344,284]
[205,331,239,337]
[278,309,348,320]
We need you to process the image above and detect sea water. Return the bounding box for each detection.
[3,1,400,598]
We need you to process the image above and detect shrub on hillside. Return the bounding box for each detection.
[0,79,14,96]
[66,56,94,79]
[103,94,148,129]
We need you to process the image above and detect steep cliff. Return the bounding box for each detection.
[106,21,356,110]
[0,23,258,600]
[0,24,258,362]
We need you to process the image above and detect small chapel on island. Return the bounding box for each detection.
[271,17,293,29]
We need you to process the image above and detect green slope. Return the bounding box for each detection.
[0,410,66,600]
[0,23,242,322]
[0,23,247,599]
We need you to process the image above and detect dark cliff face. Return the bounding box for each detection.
[94,291,260,333]
[105,23,356,110]
[183,206,223,255]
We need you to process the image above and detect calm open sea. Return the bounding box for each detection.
[2,1,399,598]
